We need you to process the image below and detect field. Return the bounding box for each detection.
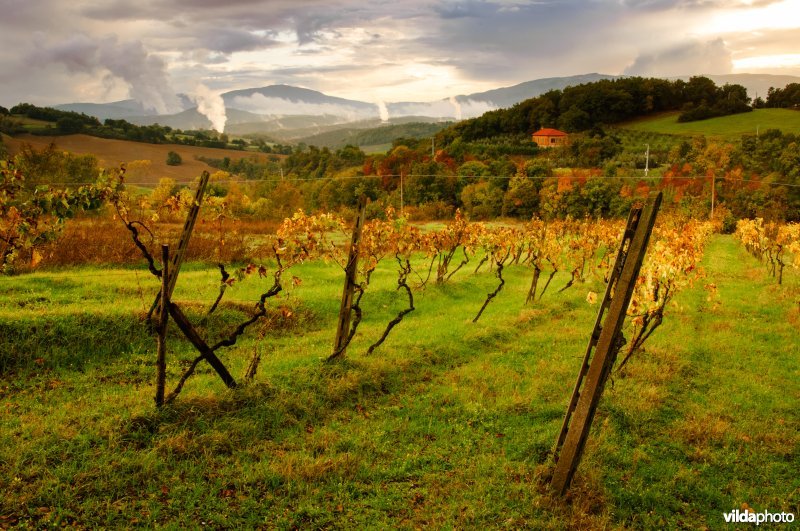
[1,133,275,184]
[621,108,800,140]
[1,234,798,528]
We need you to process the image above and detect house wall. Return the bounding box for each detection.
[532,135,568,148]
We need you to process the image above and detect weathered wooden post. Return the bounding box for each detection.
[155,244,169,407]
[167,171,210,298]
[551,192,662,495]
[167,304,237,388]
[329,197,367,361]
[149,171,210,317]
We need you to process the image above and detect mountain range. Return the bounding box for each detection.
[54,73,800,142]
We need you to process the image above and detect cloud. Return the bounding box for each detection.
[387,98,497,120]
[28,33,181,113]
[434,0,495,19]
[229,93,378,120]
[624,38,733,76]
[1,0,798,108]
[205,29,279,54]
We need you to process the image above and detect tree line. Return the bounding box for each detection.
[434,76,753,146]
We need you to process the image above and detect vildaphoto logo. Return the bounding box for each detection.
[723,508,795,525]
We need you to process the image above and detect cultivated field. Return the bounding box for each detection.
[1,133,275,184]
[1,235,797,528]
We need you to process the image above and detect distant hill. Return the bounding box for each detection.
[54,95,194,121]
[457,73,617,108]
[222,85,377,115]
[47,75,629,133]
[295,120,453,149]
[125,108,265,130]
[226,114,367,139]
[229,115,448,143]
[48,73,800,136]
[55,100,154,121]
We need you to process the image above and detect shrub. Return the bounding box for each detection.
[166,151,182,166]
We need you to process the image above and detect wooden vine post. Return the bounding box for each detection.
[155,244,169,407]
[120,171,238,405]
[551,192,662,495]
[167,171,210,298]
[149,171,210,316]
[329,197,367,360]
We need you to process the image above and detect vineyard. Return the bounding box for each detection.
[1,168,799,527]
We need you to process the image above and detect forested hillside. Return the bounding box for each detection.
[436,76,752,146]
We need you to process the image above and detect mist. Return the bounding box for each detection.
[28,33,181,114]
[194,84,227,133]
[230,93,379,121]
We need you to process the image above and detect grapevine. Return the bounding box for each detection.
[618,218,714,370]
[0,159,119,273]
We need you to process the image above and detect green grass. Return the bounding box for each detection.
[9,115,55,127]
[361,143,392,154]
[1,237,798,528]
[621,108,800,140]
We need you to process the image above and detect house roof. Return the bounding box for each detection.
[532,128,568,137]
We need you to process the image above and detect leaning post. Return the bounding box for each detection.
[329,196,367,360]
[551,192,662,495]
[155,244,169,407]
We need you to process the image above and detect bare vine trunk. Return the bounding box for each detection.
[367,258,415,355]
[473,252,509,323]
[526,266,541,305]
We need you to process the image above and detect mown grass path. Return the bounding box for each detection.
[0,236,797,528]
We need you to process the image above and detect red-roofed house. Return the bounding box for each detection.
[532,128,568,148]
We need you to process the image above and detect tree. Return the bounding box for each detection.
[766,83,800,108]
[15,143,99,184]
[502,174,539,218]
[166,151,182,166]
[558,105,592,132]
[461,181,503,219]
[56,116,85,134]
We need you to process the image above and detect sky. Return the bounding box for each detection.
[1,0,799,112]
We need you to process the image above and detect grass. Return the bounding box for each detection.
[621,108,800,141]
[361,143,392,154]
[0,235,798,528]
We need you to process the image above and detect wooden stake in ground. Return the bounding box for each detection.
[155,244,169,407]
[551,192,662,496]
[329,197,367,361]
[149,171,210,318]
